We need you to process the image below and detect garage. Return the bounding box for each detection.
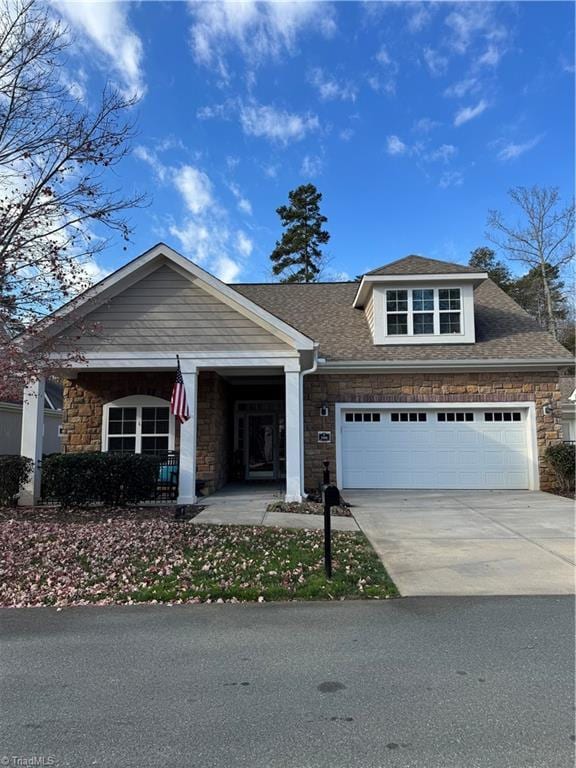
[339,406,532,490]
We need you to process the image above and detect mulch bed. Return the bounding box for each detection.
[266,500,353,518]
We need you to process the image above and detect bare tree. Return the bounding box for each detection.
[0,0,146,398]
[487,186,574,339]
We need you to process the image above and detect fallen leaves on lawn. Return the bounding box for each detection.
[0,518,397,608]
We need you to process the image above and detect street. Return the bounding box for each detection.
[1,597,574,768]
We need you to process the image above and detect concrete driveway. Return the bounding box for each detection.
[345,490,575,596]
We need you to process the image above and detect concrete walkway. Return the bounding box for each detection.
[345,490,575,596]
[194,483,359,532]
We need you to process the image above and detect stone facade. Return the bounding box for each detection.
[302,371,563,492]
[61,371,230,495]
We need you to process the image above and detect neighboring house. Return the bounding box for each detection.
[559,376,576,442]
[18,243,574,504]
[0,380,62,456]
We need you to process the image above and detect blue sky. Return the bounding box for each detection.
[55,1,574,283]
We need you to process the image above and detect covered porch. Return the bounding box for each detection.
[20,355,307,506]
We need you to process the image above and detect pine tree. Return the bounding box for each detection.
[469,247,513,293]
[270,184,330,283]
[510,264,568,330]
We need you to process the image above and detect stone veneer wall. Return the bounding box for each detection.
[61,371,229,495]
[303,371,563,492]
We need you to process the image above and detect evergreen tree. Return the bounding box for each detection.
[469,247,513,293]
[270,184,330,283]
[510,264,568,330]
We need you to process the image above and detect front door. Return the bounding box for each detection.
[246,414,276,479]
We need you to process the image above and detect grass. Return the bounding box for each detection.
[0,517,398,607]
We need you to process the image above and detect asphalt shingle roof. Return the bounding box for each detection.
[366,254,481,276]
[233,278,573,363]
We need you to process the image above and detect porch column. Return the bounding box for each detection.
[285,367,303,502]
[19,377,45,505]
[177,368,198,505]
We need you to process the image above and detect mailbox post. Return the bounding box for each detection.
[323,483,340,580]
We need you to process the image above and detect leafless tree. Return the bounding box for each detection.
[0,0,146,398]
[487,186,574,339]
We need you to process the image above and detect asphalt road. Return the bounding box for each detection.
[1,597,574,768]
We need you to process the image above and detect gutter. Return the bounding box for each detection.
[298,344,320,497]
[316,357,574,373]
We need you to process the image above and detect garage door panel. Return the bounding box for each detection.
[341,407,530,490]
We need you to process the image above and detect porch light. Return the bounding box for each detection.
[320,401,329,417]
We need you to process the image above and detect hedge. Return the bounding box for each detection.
[41,452,162,507]
[544,443,575,493]
[0,456,34,506]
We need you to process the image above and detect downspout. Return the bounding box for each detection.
[299,343,320,498]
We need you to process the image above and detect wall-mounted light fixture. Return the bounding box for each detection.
[320,401,329,417]
[543,403,555,416]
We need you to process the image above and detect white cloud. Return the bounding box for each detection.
[407,2,436,33]
[413,117,440,133]
[375,46,392,66]
[454,99,488,126]
[133,146,169,183]
[235,230,253,257]
[213,255,242,283]
[308,68,357,102]
[423,47,448,77]
[54,2,145,98]
[240,102,319,144]
[228,182,252,216]
[386,135,408,156]
[188,1,336,78]
[445,4,506,55]
[438,170,464,189]
[339,128,355,142]
[493,135,543,162]
[443,78,479,98]
[300,155,324,177]
[426,144,457,163]
[173,166,213,215]
[477,44,502,68]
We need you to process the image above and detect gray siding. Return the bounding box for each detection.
[59,265,291,352]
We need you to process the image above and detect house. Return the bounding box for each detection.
[1,379,62,456]
[18,243,573,505]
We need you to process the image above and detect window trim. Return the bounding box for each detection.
[101,395,175,454]
[385,286,463,338]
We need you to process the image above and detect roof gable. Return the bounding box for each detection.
[28,243,315,352]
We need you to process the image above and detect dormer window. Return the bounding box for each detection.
[385,287,463,337]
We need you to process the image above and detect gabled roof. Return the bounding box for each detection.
[23,243,315,352]
[367,254,481,276]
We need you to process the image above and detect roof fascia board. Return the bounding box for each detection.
[353,272,488,308]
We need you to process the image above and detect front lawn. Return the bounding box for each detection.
[0,514,398,607]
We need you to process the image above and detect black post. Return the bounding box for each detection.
[323,484,340,580]
[324,495,332,580]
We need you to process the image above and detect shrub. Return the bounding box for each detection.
[0,456,34,506]
[545,443,575,493]
[41,452,162,507]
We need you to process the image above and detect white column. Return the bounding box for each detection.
[285,367,303,502]
[20,377,46,505]
[177,369,198,505]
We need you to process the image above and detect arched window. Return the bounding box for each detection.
[101,396,175,455]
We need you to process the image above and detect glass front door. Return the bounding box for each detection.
[247,414,276,479]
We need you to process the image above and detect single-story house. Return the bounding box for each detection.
[1,380,62,456]
[18,243,574,504]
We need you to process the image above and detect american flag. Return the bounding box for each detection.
[170,359,190,424]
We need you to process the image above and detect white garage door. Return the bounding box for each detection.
[340,408,531,490]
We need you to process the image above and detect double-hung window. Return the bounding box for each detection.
[102,396,175,455]
[385,287,462,337]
